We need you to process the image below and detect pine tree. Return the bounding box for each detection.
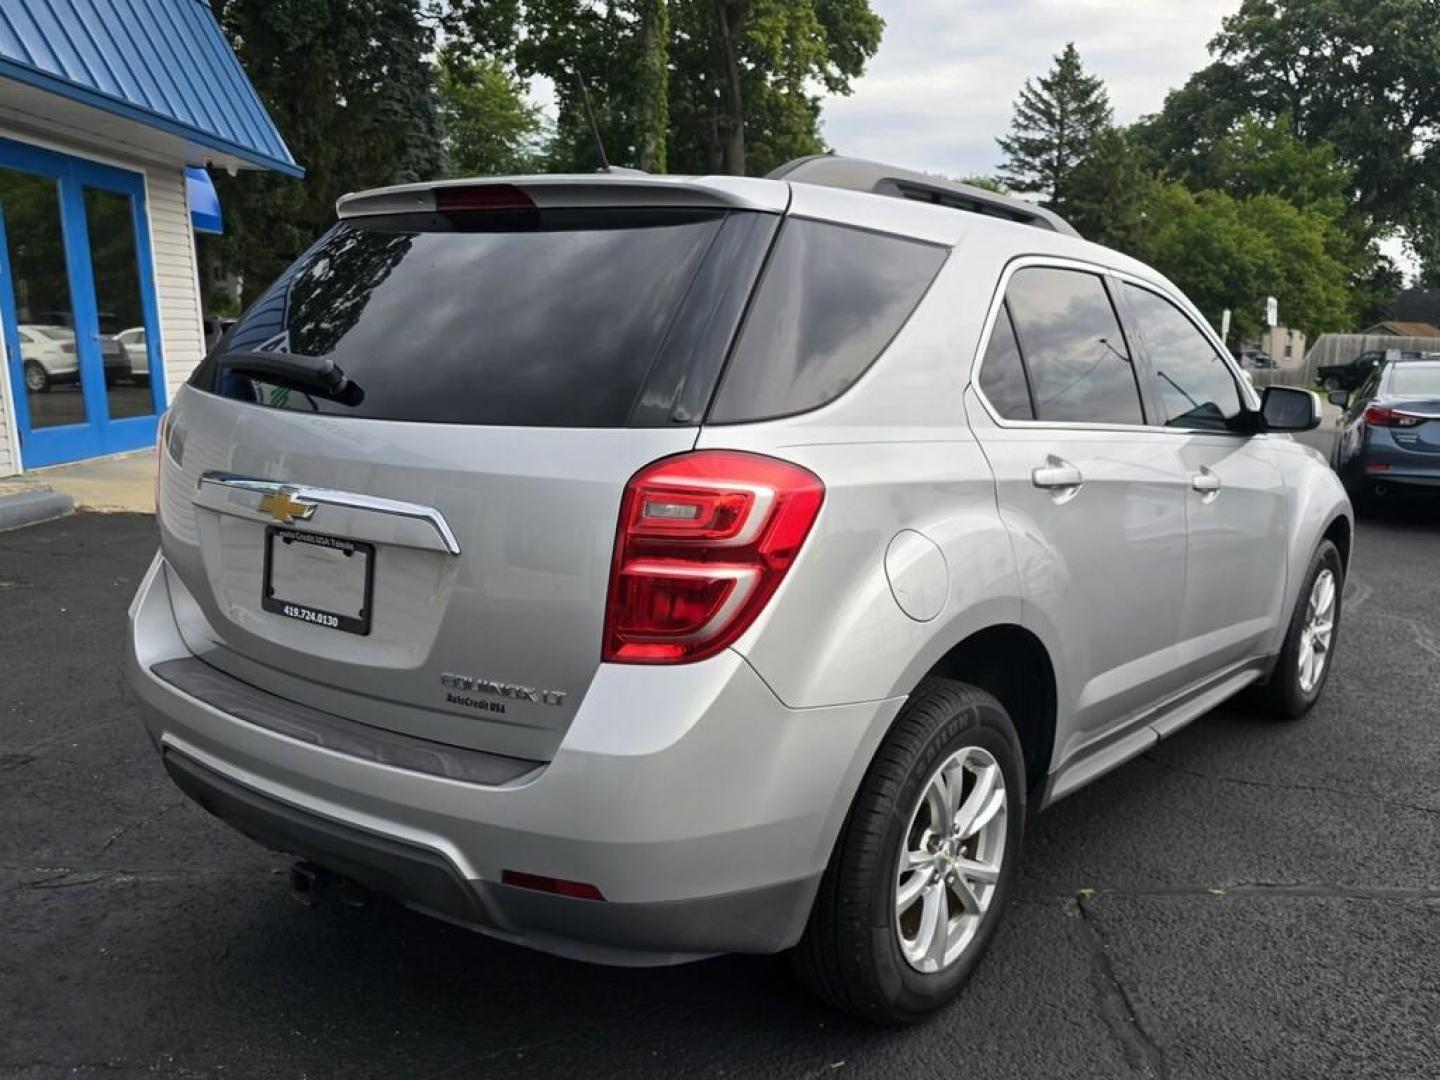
[997,43,1112,209]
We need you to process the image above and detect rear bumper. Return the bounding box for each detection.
[127,553,901,965]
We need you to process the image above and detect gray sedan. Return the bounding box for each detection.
[1332,359,1440,506]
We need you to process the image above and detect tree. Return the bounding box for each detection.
[1062,127,1160,254]
[445,0,884,175]
[1147,0,1440,277]
[1133,185,1350,341]
[996,43,1112,209]
[208,0,447,307]
[438,55,548,177]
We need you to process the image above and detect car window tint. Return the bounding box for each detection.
[1124,285,1242,431]
[192,208,760,427]
[708,219,947,423]
[1005,268,1143,424]
[978,301,1034,420]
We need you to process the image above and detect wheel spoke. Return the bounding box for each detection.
[955,857,1000,885]
[921,883,950,968]
[896,869,929,914]
[952,763,1000,838]
[923,776,948,833]
[950,872,983,916]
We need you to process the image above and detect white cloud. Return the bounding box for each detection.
[819,0,1242,179]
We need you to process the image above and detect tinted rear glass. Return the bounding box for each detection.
[707,219,947,423]
[978,301,1034,420]
[192,207,753,427]
[1391,365,1440,396]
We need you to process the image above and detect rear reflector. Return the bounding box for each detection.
[501,870,605,901]
[603,450,824,664]
[1365,462,1391,473]
[434,184,535,212]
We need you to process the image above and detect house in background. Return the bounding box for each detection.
[1359,320,1440,339]
[0,0,300,476]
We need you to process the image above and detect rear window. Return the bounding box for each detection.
[192,207,773,427]
[1391,365,1440,396]
[707,219,947,423]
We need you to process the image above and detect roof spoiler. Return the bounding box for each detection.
[767,155,1081,238]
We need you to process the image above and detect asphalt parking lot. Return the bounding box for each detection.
[2,451,1437,1078]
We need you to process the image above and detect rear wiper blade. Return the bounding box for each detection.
[217,350,363,406]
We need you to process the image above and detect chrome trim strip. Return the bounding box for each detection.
[195,472,462,556]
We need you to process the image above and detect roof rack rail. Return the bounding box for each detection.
[767,155,1081,238]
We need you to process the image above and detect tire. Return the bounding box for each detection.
[1250,540,1344,719]
[23,360,50,393]
[792,678,1026,1023]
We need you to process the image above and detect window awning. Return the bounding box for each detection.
[186,166,223,234]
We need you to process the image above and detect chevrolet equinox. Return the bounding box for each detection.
[127,157,1352,1022]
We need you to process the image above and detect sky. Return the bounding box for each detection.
[817,0,1242,180]
[817,0,1413,276]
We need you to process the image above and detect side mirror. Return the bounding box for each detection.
[1327,389,1350,409]
[1260,386,1321,432]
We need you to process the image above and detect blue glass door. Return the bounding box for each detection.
[0,138,165,469]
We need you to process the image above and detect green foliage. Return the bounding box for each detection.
[1148,0,1440,279]
[209,0,446,307]
[446,0,883,175]
[996,43,1112,208]
[438,55,548,177]
[1133,186,1350,340]
[1062,127,1160,255]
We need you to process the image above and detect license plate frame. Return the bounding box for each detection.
[261,526,375,636]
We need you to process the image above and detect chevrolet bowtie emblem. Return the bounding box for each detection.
[257,487,317,525]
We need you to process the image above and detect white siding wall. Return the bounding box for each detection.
[144,165,207,401]
[0,127,204,476]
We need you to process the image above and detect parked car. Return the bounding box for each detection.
[16,323,128,392]
[1331,358,1440,506]
[116,326,149,386]
[127,160,1352,1023]
[17,324,79,392]
[1318,348,1440,392]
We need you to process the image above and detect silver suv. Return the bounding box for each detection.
[127,158,1351,1022]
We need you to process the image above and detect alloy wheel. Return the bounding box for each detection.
[895,745,1008,974]
[1298,568,1337,694]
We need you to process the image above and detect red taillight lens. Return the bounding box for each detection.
[1364,404,1423,428]
[603,451,825,664]
[434,184,534,212]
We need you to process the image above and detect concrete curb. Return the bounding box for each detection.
[0,486,75,532]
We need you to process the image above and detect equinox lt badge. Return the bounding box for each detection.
[441,672,567,707]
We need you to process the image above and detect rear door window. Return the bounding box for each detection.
[1123,284,1242,431]
[707,219,947,423]
[1003,267,1144,425]
[978,301,1034,420]
[194,207,772,427]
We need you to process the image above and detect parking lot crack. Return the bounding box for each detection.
[95,800,186,858]
[1071,894,1168,1079]
[1141,753,1440,817]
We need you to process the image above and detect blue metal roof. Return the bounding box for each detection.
[0,0,302,177]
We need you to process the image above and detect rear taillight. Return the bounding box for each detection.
[603,451,825,664]
[1364,404,1424,428]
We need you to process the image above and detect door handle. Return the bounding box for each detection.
[1032,456,1084,493]
[1191,468,1222,497]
